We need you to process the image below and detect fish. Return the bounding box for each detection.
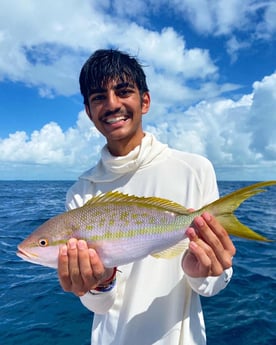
[17,180,276,269]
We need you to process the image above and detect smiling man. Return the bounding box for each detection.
[85,80,150,156]
[58,49,235,345]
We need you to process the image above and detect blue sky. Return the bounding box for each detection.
[0,0,276,181]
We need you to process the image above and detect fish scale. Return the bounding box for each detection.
[76,203,183,241]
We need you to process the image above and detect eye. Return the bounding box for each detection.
[118,88,133,97]
[38,238,49,247]
[90,94,105,103]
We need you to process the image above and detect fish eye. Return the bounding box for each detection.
[38,238,48,247]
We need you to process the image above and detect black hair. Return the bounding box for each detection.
[79,49,149,105]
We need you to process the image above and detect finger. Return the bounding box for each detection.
[202,212,236,257]
[67,238,85,293]
[88,248,106,283]
[77,240,95,290]
[88,249,115,286]
[186,226,221,275]
[188,241,213,276]
[58,244,72,291]
[194,215,225,251]
[185,227,199,242]
[194,214,234,271]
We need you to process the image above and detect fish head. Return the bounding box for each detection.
[17,242,59,269]
[16,216,70,269]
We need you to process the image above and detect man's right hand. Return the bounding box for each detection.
[58,238,114,296]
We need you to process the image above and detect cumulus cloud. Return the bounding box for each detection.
[0,0,247,100]
[0,0,275,180]
[144,71,276,180]
[0,0,216,96]
[166,0,276,38]
[157,0,276,61]
[1,71,275,180]
[247,73,276,160]
[0,111,104,174]
[1,0,274,100]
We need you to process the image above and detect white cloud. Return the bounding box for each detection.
[155,0,276,61]
[0,0,233,100]
[164,0,275,38]
[226,36,251,62]
[1,0,273,100]
[0,112,104,173]
[1,72,275,180]
[247,73,276,160]
[0,0,275,180]
[144,71,276,180]
[256,1,276,39]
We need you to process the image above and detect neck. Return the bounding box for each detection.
[107,132,145,156]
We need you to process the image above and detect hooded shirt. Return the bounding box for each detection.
[66,133,232,345]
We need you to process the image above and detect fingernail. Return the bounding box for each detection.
[78,240,87,250]
[68,238,77,249]
[190,241,198,249]
[186,227,193,237]
[203,212,211,222]
[195,216,204,227]
[60,245,67,256]
[88,248,96,258]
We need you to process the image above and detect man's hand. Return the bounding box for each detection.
[182,212,236,277]
[58,238,114,296]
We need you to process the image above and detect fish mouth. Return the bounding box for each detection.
[16,246,38,259]
[17,245,58,269]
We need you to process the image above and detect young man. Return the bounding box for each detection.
[58,49,236,345]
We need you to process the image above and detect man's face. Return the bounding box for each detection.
[85,79,150,155]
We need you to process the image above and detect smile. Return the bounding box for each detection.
[103,115,129,124]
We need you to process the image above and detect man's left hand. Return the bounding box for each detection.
[182,212,236,277]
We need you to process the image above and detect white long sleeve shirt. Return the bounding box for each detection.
[66,133,232,345]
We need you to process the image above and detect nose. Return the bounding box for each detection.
[105,90,122,112]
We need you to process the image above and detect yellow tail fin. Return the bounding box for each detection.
[202,181,276,241]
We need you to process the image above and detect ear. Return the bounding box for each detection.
[141,92,151,114]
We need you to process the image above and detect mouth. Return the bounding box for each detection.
[17,245,58,269]
[101,114,130,125]
[17,246,38,259]
[105,115,128,124]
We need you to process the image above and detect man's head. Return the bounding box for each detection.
[79,49,149,106]
[79,49,151,156]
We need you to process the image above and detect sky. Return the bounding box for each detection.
[0,0,276,181]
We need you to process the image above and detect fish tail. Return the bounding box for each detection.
[201,181,276,241]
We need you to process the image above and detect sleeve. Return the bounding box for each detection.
[198,156,220,204]
[79,287,117,314]
[185,157,234,296]
[185,267,233,297]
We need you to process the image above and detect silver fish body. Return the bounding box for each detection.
[17,181,276,269]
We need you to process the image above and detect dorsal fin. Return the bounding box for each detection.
[83,191,189,215]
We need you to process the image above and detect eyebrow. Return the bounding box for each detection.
[90,82,135,94]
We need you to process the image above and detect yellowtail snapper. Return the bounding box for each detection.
[17,181,276,268]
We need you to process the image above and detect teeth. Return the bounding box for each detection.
[105,116,127,124]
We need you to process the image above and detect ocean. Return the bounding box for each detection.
[0,180,275,345]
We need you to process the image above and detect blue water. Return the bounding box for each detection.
[0,181,275,345]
